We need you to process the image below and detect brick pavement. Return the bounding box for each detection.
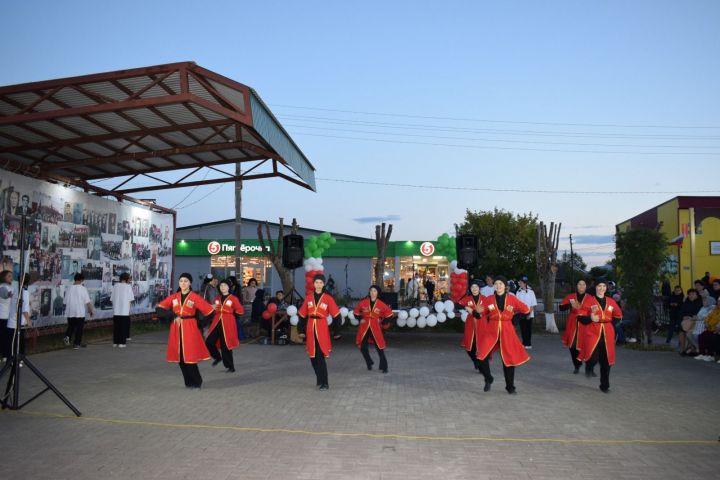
[1,330,718,479]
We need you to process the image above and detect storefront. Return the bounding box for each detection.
[175,220,451,301]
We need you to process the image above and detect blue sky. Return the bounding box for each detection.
[2,0,719,266]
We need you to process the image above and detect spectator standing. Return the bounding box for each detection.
[111,272,135,348]
[63,273,94,349]
[515,276,537,349]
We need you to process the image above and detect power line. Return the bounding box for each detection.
[271,104,720,129]
[174,182,230,210]
[315,177,720,195]
[291,132,720,155]
[283,123,720,150]
[277,113,720,140]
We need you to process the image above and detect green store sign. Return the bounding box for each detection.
[175,239,440,258]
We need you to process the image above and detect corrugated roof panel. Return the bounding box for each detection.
[123,160,152,170]
[154,104,201,124]
[58,146,90,159]
[117,76,154,96]
[207,79,246,113]
[123,144,147,153]
[188,75,216,105]
[103,138,131,150]
[88,112,139,132]
[31,99,64,112]
[185,127,215,139]
[162,72,181,95]
[53,88,96,108]
[26,120,79,140]
[17,149,46,159]
[143,157,175,168]
[166,154,196,165]
[5,92,40,108]
[57,116,110,136]
[76,142,116,156]
[96,162,126,173]
[241,130,264,148]
[82,81,128,101]
[194,151,222,162]
[71,165,110,176]
[0,99,20,115]
[188,103,225,121]
[123,108,170,128]
[139,84,168,99]
[216,148,249,158]
[0,125,51,143]
[2,152,35,165]
[0,135,20,147]
[250,91,315,190]
[138,136,172,150]
[159,130,195,146]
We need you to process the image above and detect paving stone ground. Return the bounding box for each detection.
[1,329,718,479]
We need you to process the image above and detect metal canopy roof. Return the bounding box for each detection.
[0,62,316,196]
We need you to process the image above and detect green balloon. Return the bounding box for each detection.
[330,237,337,245]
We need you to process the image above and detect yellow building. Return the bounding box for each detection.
[616,197,720,290]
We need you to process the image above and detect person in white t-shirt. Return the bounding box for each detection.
[515,276,538,349]
[480,274,496,297]
[63,273,94,349]
[111,272,135,348]
[6,274,31,359]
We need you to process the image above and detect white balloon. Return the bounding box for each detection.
[444,300,455,312]
[409,308,419,318]
[350,317,359,326]
[407,317,417,328]
[289,315,299,326]
[436,312,446,323]
[419,306,430,317]
[398,310,409,321]
[417,316,427,328]
[339,307,349,318]
[286,305,298,317]
[348,311,356,320]
[460,310,468,323]
[304,263,313,272]
[427,314,437,327]
[434,301,445,313]
[446,311,456,319]
[396,317,407,328]
[327,315,333,325]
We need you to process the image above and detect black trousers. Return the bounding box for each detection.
[178,327,202,388]
[206,323,234,369]
[0,318,9,358]
[113,315,130,345]
[520,317,533,346]
[360,330,388,372]
[586,331,611,390]
[65,317,85,346]
[2,327,24,356]
[466,342,480,369]
[477,353,516,391]
[309,335,328,387]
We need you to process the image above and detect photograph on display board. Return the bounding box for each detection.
[108,213,117,235]
[87,236,101,260]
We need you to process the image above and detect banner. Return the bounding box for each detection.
[0,169,174,327]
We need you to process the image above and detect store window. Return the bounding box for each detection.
[210,255,274,290]
[370,257,396,291]
[398,255,449,301]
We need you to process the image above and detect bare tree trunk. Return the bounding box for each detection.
[257,217,298,298]
[374,223,393,290]
[536,221,561,333]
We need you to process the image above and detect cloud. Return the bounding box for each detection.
[572,234,615,244]
[352,215,402,224]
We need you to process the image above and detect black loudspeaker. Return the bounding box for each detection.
[456,234,479,270]
[282,234,304,269]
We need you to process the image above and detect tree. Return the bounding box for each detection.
[535,221,561,333]
[374,222,393,290]
[557,251,587,283]
[257,217,298,299]
[458,208,538,281]
[615,229,667,344]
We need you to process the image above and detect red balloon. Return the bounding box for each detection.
[262,311,271,320]
[266,303,278,314]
